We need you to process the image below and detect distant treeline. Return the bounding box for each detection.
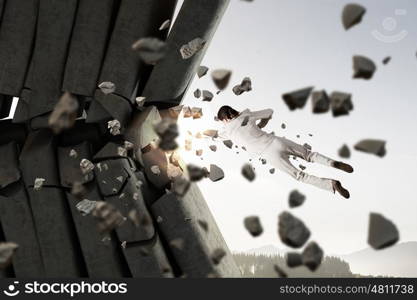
[233,253,354,278]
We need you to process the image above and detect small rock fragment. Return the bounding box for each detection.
[368,213,399,249]
[196,149,203,156]
[282,87,314,110]
[150,165,161,175]
[281,123,286,129]
[69,149,78,158]
[241,164,255,181]
[92,201,126,233]
[184,139,192,151]
[232,77,252,96]
[48,92,79,134]
[286,252,303,268]
[211,248,226,265]
[289,190,306,208]
[98,81,115,94]
[159,19,171,31]
[202,90,214,102]
[197,66,209,78]
[299,164,306,171]
[330,92,353,117]
[121,241,127,249]
[382,56,391,65]
[354,139,386,157]
[33,178,46,190]
[211,69,232,90]
[180,38,206,59]
[209,164,224,182]
[353,55,377,80]
[342,3,366,30]
[223,140,233,149]
[135,96,146,108]
[338,144,351,159]
[278,211,311,248]
[80,159,94,175]
[0,242,18,269]
[194,89,201,98]
[182,106,192,118]
[303,143,312,151]
[154,119,179,151]
[191,107,203,119]
[132,37,166,65]
[128,209,140,227]
[209,145,217,152]
[203,129,218,137]
[312,90,330,113]
[187,164,209,181]
[71,181,86,199]
[244,216,263,237]
[170,238,184,250]
[76,199,97,216]
[107,119,121,136]
[269,168,275,174]
[302,241,324,271]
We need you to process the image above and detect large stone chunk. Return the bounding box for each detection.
[342,4,366,30]
[354,139,386,157]
[282,87,314,111]
[311,90,330,113]
[368,213,399,250]
[353,55,376,80]
[330,92,353,117]
[302,241,323,271]
[243,216,263,237]
[289,190,306,208]
[278,212,310,248]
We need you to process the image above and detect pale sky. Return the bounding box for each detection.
[177,0,417,255]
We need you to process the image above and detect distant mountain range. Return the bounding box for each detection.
[242,242,417,277]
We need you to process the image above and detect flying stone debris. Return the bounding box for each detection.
[289,190,306,208]
[180,38,206,59]
[211,69,232,90]
[353,55,377,80]
[282,87,314,111]
[368,213,399,250]
[278,212,311,248]
[354,139,386,157]
[132,37,166,65]
[241,164,255,181]
[244,216,263,237]
[342,3,366,30]
[98,81,116,94]
[233,77,252,96]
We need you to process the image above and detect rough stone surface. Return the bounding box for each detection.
[353,55,376,80]
[354,139,386,157]
[180,38,206,59]
[368,213,399,250]
[244,216,263,237]
[283,87,314,110]
[278,212,311,248]
[302,241,324,271]
[289,190,306,208]
[241,164,255,181]
[209,164,224,182]
[342,4,366,30]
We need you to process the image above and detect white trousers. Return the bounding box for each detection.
[262,137,336,192]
